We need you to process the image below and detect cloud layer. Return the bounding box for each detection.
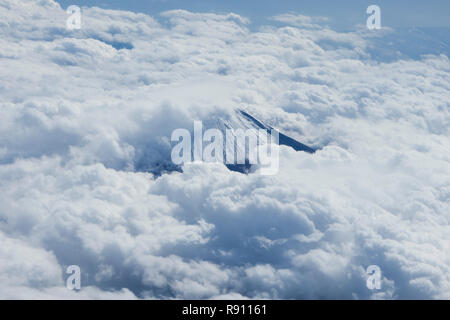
[0,0,449,299]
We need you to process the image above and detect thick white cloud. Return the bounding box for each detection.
[0,0,449,299]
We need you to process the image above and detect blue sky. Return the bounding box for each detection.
[56,0,450,30]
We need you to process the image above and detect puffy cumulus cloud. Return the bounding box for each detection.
[0,0,449,299]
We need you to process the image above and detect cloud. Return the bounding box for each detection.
[0,0,449,299]
[271,13,329,29]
